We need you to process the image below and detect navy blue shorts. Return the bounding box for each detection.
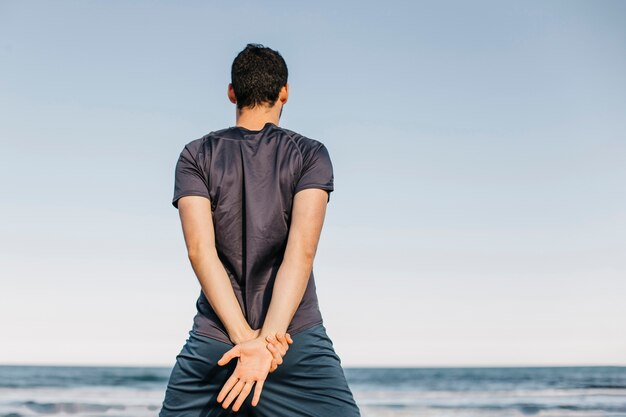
[158,323,362,417]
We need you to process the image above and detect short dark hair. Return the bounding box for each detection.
[231,43,288,110]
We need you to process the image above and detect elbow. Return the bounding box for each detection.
[187,250,198,263]
[299,250,316,269]
[283,242,317,269]
[187,245,215,263]
[284,250,315,270]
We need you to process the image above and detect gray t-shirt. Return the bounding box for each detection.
[172,121,334,344]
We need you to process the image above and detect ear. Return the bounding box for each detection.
[279,83,289,105]
[227,83,237,104]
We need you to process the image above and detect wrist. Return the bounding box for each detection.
[259,327,286,341]
[230,326,256,345]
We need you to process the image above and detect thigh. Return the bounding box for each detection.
[251,324,362,417]
[158,330,252,417]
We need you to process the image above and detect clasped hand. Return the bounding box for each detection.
[217,331,293,412]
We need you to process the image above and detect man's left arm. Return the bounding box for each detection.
[177,195,256,345]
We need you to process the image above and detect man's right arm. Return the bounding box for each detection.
[177,195,253,345]
[259,188,329,340]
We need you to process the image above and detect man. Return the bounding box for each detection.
[159,43,361,417]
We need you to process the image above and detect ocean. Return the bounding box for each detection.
[0,365,624,417]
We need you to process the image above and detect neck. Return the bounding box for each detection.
[235,102,282,130]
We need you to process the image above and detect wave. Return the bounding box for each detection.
[21,401,126,414]
[362,402,626,415]
[0,366,171,389]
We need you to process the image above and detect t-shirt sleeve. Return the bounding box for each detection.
[294,142,334,202]
[171,143,211,209]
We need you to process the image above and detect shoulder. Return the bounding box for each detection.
[181,136,205,154]
[278,127,329,157]
[179,127,232,156]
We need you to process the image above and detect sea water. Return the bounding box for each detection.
[0,365,625,417]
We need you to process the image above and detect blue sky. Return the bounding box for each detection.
[1,0,624,367]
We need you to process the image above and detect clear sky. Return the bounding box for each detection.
[1,0,624,367]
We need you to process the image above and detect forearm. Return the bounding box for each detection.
[188,248,252,344]
[259,255,313,339]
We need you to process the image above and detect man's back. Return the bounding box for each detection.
[160,43,361,417]
[172,121,335,344]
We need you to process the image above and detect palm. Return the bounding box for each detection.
[217,337,273,411]
[233,330,292,373]
[236,338,273,377]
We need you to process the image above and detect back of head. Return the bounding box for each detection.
[231,43,288,110]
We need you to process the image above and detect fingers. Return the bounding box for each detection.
[252,379,265,407]
[276,332,293,344]
[217,373,240,403]
[219,374,265,410]
[265,334,287,356]
[264,332,292,373]
[266,343,284,366]
[276,332,289,348]
[221,378,246,409]
[263,332,293,345]
[274,334,289,355]
[233,380,254,411]
[217,345,240,366]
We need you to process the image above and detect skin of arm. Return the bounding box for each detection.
[215,187,331,411]
[177,195,292,372]
[259,187,329,339]
[177,195,255,345]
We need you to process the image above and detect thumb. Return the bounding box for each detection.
[217,345,241,366]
